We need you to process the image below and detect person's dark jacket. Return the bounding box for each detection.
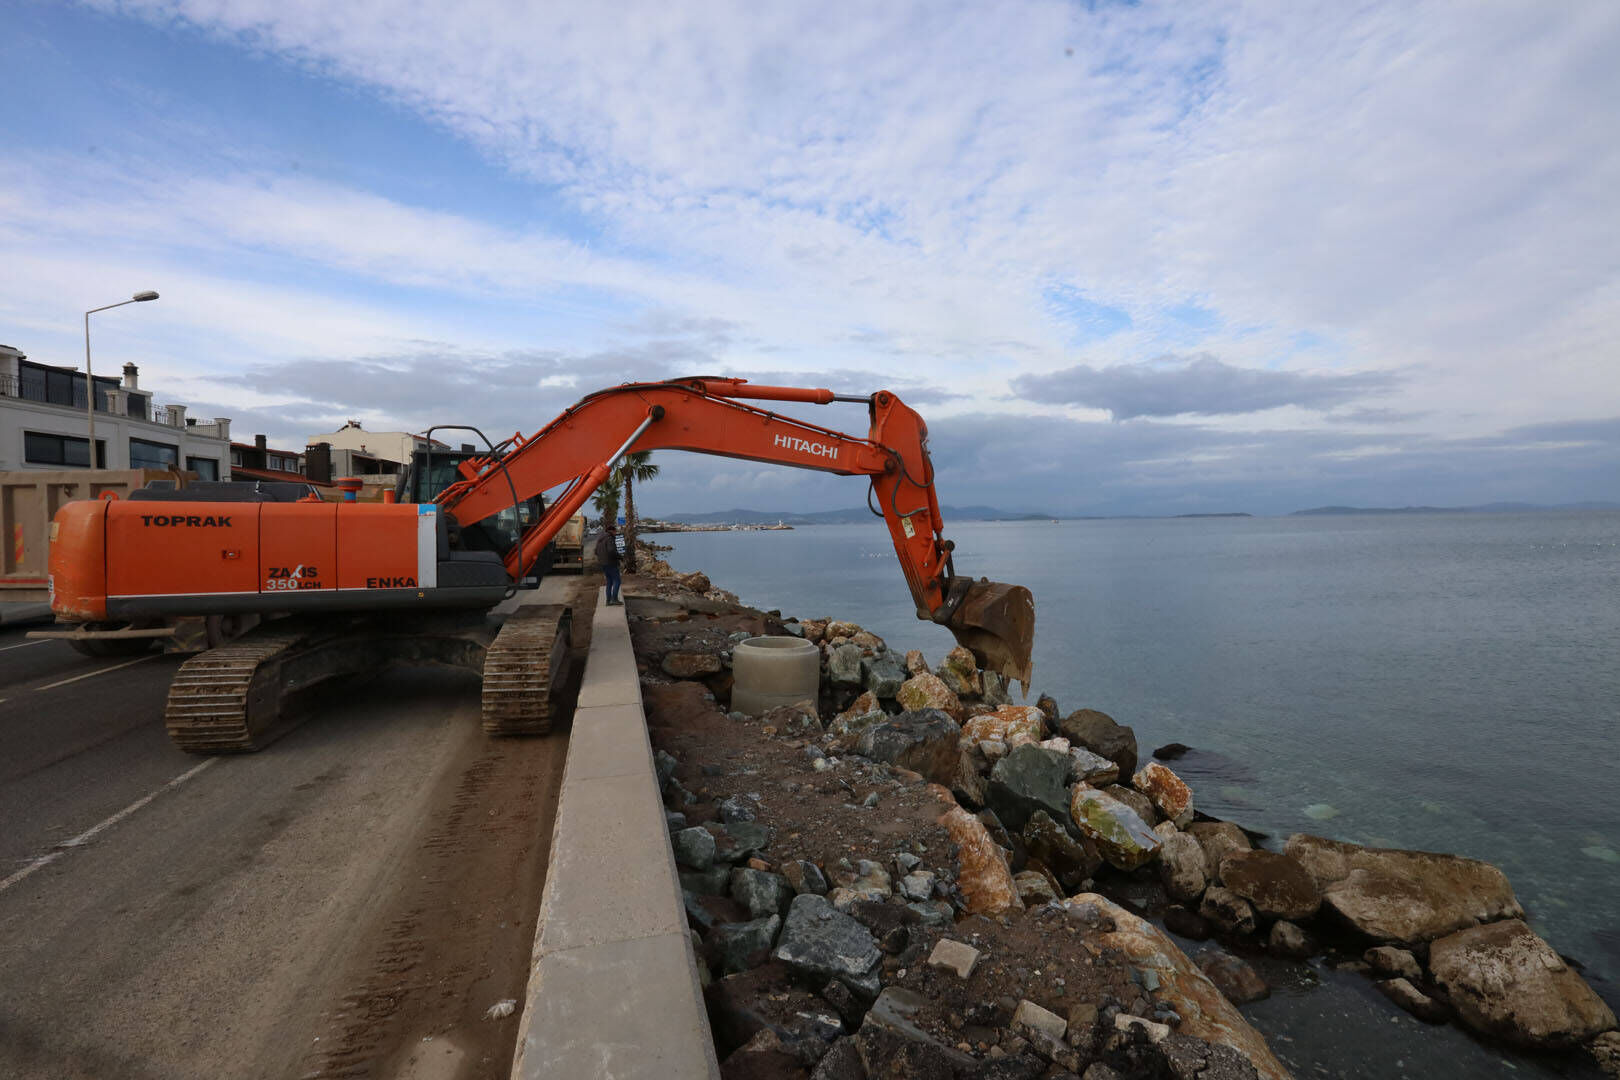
[594,532,621,568]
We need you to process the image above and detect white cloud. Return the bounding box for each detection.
[3,0,1616,509]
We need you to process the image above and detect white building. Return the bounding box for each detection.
[305,421,440,471]
[0,344,231,478]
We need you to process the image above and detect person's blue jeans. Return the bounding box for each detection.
[603,564,621,603]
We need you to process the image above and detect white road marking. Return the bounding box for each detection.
[0,759,218,894]
[34,654,156,691]
[0,639,50,653]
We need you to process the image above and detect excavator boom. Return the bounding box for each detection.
[437,378,1035,689]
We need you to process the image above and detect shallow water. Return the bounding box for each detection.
[658,512,1620,1010]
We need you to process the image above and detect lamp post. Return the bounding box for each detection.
[84,291,159,470]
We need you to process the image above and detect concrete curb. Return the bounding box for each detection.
[511,588,719,1079]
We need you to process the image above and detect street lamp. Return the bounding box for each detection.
[84,291,159,470]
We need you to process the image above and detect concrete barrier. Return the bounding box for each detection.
[512,588,719,1079]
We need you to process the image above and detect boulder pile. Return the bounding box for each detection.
[632,578,1618,1078]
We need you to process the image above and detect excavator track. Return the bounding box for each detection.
[164,626,313,753]
[481,604,572,735]
[164,605,574,753]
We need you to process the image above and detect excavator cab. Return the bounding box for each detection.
[397,448,545,572]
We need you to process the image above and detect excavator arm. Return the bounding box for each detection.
[437,378,1036,690]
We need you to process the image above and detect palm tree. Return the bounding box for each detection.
[590,474,622,532]
[613,451,659,571]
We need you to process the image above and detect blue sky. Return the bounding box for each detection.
[2,0,1617,515]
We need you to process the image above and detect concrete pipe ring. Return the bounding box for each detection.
[730,636,820,716]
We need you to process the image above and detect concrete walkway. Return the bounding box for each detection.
[511,588,719,1079]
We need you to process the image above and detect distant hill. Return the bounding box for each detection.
[1292,501,1620,516]
[662,505,1050,525]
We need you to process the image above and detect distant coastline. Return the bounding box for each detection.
[643,500,1617,528]
[1291,501,1620,516]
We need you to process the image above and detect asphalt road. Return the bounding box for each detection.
[0,586,583,1080]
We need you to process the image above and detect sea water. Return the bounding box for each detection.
[658,512,1620,1074]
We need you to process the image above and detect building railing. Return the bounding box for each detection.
[0,371,146,418]
[0,373,228,439]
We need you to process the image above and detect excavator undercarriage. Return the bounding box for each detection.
[162,605,574,752]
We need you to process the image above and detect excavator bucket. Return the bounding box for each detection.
[944,579,1036,695]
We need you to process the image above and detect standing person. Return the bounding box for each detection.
[595,523,622,606]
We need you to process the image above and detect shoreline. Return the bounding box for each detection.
[616,544,1618,1078]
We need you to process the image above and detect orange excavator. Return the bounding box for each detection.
[45,378,1036,753]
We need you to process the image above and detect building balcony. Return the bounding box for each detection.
[0,373,228,440]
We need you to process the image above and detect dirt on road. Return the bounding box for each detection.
[299,577,597,1080]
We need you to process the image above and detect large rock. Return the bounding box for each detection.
[1268,920,1315,958]
[1069,747,1119,787]
[782,859,829,896]
[903,649,929,676]
[951,748,988,809]
[1375,977,1449,1024]
[1288,835,1523,945]
[1364,946,1421,982]
[1218,850,1320,922]
[895,672,965,722]
[828,691,886,742]
[1429,919,1617,1048]
[1189,821,1251,880]
[773,893,882,990]
[851,629,885,652]
[981,671,1013,707]
[854,709,961,784]
[1104,784,1160,828]
[1014,870,1059,906]
[662,651,722,678]
[936,645,984,699]
[986,743,1073,834]
[731,867,795,920]
[1198,950,1270,1004]
[710,820,772,863]
[1199,886,1257,936]
[672,826,718,870]
[1065,894,1291,1080]
[710,914,783,975]
[1295,841,1523,945]
[827,643,866,687]
[1023,810,1102,893]
[961,706,1046,751]
[1060,708,1137,778]
[1069,784,1160,870]
[939,802,1023,915]
[855,986,977,1078]
[1588,1031,1620,1079]
[1133,762,1193,828]
[1155,825,1209,904]
[862,654,908,698]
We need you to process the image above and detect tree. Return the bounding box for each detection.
[590,474,622,531]
[613,451,660,571]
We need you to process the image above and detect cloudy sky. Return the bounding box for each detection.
[2,1,1616,516]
